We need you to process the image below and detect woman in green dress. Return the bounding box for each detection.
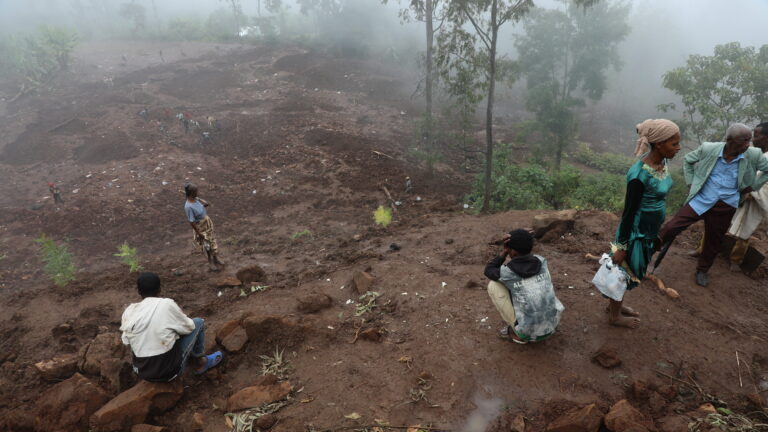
[608,119,681,328]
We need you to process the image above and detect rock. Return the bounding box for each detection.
[191,412,206,431]
[35,373,111,432]
[389,243,401,251]
[444,238,454,245]
[296,293,333,313]
[131,425,167,432]
[219,325,248,352]
[253,374,279,386]
[533,210,577,242]
[604,399,654,432]
[35,353,79,381]
[630,380,649,400]
[216,320,242,342]
[216,276,242,288]
[656,385,677,401]
[352,234,362,241]
[236,265,265,284]
[173,269,184,277]
[746,392,765,409]
[227,381,292,412]
[648,391,666,415]
[100,358,132,394]
[255,413,277,430]
[80,332,127,376]
[510,413,526,432]
[90,380,184,432]
[657,415,689,432]
[350,271,375,294]
[359,327,384,342]
[592,347,622,369]
[546,403,604,432]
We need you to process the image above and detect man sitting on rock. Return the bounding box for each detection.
[120,272,222,381]
[484,229,564,344]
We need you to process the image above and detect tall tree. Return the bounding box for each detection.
[383,0,447,142]
[516,0,629,171]
[436,0,533,212]
[660,42,768,143]
[119,1,147,35]
[220,0,244,33]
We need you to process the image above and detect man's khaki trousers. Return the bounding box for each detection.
[487,281,516,326]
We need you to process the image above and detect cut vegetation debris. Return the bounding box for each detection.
[260,346,292,379]
[290,229,314,240]
[355,291,381,316]
[225,401,288,432]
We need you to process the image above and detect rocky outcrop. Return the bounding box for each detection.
[90,380,183,432]
[35,373,110,432]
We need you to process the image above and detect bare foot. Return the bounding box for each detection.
[620,305,640,317]
[604,306,641,317]
[609,315,641,329]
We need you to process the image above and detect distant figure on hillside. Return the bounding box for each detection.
[120,272,222,381]
[607,119,681,329]
[137,108,149,121]
[658,123,768,287]
[405,176,412,194]
[484,229,564,344]
[184,183,224,271]
[48,182,64,204]
[690,122,768,273]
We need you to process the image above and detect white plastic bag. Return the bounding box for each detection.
[591,253,628,301]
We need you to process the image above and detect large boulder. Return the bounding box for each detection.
[227,381,292,412]
[80,332,128,376]
[604,400,655,432]
[35,373,111,432]
[35,353,79,381]
[296,293,333,314]
[242,316,305,350]
[546,403,604,432]
[89,380,184,432]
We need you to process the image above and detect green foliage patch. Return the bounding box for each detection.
[373,206,393,227]
[35,235,77,287]
[115,242,142,273]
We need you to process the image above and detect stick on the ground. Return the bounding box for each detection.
[381,185,398,215]
[645,274,680,299]
[372,150,393,159]
[654,370,702,395]
[737,350,743,388]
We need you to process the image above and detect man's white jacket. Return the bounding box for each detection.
[120,297,195,357]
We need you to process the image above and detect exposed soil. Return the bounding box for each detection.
[0,41,767,432]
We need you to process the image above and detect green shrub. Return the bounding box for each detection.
[573,143,634,175]
[35,235,77,287]
[115,242,142,273]
[373,206,393,227]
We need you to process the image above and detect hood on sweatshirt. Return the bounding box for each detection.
[120,297,162,338]
[507,254,542,278]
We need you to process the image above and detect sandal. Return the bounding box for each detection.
[195,351,223,375]
[509,332,528,345]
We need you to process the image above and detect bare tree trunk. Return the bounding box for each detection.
[424,0,434,142]
[555,136,563,172]
[481,0,499,213]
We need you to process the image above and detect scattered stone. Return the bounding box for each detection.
[657,415,689,432]
[191,412,206,431]
[90,380,183,432]
[35,373,110,432]
[604,399,653,432]
[656,384,677,401]
[746,392,765,409]
[352,234,362,241]
[546,403,604,432]
[359,327,384,342]
[131,425,167,432]
[510,413,526,432]
[216,276,242,288]
[350,271,375,294]
[630,380,649,400]
[296,293,333,313]
[444,238,454,245]
[219,325,248,352]
[173,269,184,277]
[389,243,401,251]
[227,381,292,412]
[465,280,480,289]
[255,413,278,430]
[648,391,666,415]
[236,264,265,285]
[80,332,127,376]
[100,357,133,394]
[533,210,577,242]
[35,353,79,381]
[592,347,622,369]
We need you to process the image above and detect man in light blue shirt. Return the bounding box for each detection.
[658,123,768,287]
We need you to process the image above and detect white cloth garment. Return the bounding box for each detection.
[728,151,768,240]
[120,297,195,357]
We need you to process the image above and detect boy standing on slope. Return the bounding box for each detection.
[484,229,564,344]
